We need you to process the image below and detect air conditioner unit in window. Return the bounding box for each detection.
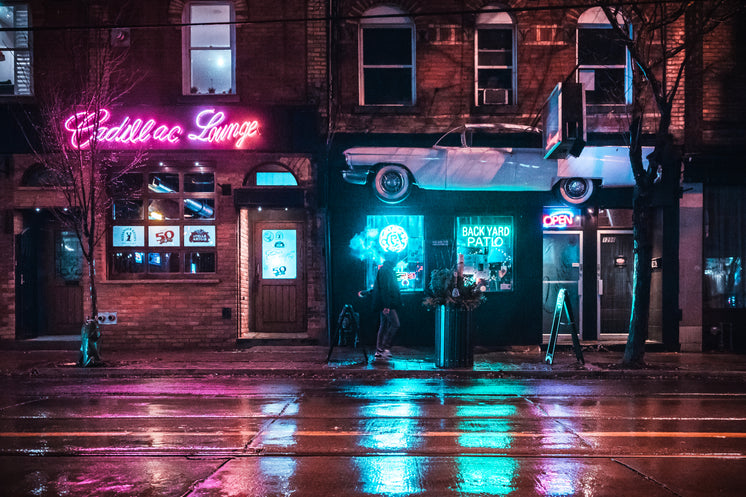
[483,88,509,105]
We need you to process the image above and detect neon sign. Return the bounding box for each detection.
[461,225,510,248]
[542,208,580,229]
[63,108,260,150]
[379,224,408,253]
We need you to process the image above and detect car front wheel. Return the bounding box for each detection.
[555,178,595,205]
[373,164,411,203]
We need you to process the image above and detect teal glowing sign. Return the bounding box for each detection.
[457,216,514,292]
[379,224,409,253]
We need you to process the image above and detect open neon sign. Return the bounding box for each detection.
[542,209,578,229]
[63,108,260,150]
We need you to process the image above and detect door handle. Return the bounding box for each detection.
[598,279,603,295]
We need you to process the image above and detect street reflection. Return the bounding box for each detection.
[534,459,576,496]
[355,456,426,495]
[456,457,518,495]
[359,402,422,451]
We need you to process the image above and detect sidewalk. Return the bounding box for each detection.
[2,342,745,380]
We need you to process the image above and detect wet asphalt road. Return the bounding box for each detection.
[0,376,744,496]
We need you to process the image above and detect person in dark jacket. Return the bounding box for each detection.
[359,252,402,361]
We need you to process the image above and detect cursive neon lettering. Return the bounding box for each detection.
[64,108,260,149]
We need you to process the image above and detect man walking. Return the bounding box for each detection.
[360,252,402,361]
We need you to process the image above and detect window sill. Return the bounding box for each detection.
[352,104,420,115]
[176,94,240,104]
[470,104,519,115]
[101,278,220,284]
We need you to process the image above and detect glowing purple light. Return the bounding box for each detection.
[63,108,260,150]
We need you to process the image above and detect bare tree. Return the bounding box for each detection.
[598,0,743,364]
[27,26,144,365]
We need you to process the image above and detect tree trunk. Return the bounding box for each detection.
[624,186,653,365]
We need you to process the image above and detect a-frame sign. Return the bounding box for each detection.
[545,288,585,365]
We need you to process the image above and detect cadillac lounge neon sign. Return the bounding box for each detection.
[64,108,260,150]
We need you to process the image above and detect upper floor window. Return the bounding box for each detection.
[577,7,632,106]
[183,2,235,95]
[359,6,415,106]
[0,3,32,96]
[475,7,516,106]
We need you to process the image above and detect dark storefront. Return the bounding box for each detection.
[326,133,675,349]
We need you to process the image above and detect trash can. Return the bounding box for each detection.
[434,305,473,368]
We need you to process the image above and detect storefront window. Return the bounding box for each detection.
[361,215,424,292]
[110,168,216,278]
[704,186,746,309]
[456,216,514,292]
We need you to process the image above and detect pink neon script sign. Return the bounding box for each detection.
[63,108,260,150]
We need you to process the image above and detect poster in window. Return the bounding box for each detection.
[113,226,145,247]
[184,225,216,247]
[149,226,180,247]
[262,229,297,279]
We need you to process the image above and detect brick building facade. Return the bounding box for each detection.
[1,1,744,351]
[0,0,329,348]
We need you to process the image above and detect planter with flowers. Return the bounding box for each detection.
[423,255,486,368]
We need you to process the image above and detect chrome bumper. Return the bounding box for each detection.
[341,169,369,185]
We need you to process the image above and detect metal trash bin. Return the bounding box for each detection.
[434,305,473,368]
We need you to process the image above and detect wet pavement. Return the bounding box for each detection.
[0,373,744,496]
[1,343,745,380]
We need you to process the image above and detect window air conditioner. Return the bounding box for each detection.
[483,88,509,105]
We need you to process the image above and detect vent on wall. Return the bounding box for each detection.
[483,88,509,105]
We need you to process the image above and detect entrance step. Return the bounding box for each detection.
[237,333,317,348]
[1,335,80,351]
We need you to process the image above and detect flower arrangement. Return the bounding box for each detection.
[423,256,486,311]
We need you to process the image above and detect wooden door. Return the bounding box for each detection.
[252,221,305,333]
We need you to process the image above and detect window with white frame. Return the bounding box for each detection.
[577,7,631,106]
[359,6,415,106]
[475,7,515,106]
[183,2,235,95]
[0,3,32,96]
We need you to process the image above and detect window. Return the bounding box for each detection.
[183,2,235,95]
[245,163,299,186]
[359,6,415,106]
[110,167,217,278]
[360,215,424,292]
[0,3,32,96]
[475,7,516,106]
[577,7,631,106]
[456,216,514,292]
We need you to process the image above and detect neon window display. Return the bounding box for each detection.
[362,215,424,292]
[262,229,297,279]
[456,216,514,292]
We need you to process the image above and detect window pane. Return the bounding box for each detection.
[363,28,412,65]
[112,252,146,274]
[478,51,511,67]
[363,215,425,292]
[478,68,512,89]
[149,173,179,193]
[363,68,412,105]
[578,28,626,65]
[0,4,32,96]
[148,252,180,273]
[191,50,232,93]
[262,229,297,279]
[56,231,83,281]
[478,28,512,50]
[184,199,215,219]
[191,4,230,47]
[184,172,215,192]
[187,252,216,273]
[456,216,514,292]
[585,68,626,104]
[148,199,180,220]
[256,172,298,186]
[113,200,143,221]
